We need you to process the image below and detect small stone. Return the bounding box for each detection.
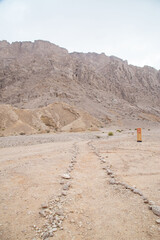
[144,199,149,204]
[156,219,160,224]
[56,210,63,216]
[62,174,71,179]
[60,180,65,185]
[101,159,106,163]
[152,205,160,216]
[124,184,130,189]
[133,189,143,196]
[42,232,50,239]
[107,169,112,175]
[52,227,57,232]
[39,210,46,217]
[109,179,116,185]
[41,203,48,209]
[149,201,155,205]
[70,219,75,223]
[110,174,114,178]
[148,205,152,210]
[61,191,67,196]
[63,184,69,190]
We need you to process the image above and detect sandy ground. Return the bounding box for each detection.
[0,127,160,240]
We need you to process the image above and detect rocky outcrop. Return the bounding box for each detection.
[0,40,160,123]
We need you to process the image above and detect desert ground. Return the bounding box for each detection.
[0,127,160,240]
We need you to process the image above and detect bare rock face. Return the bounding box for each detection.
[0,40,160,124]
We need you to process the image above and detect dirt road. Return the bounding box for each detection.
[0,128,160,239]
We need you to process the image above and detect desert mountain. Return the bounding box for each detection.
[0,40,160,125]
[0,102,101,136]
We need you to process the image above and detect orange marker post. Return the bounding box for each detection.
[137,128,142,142]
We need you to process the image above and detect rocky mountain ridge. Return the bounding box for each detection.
[0,40,160,125]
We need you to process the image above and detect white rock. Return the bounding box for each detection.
[133,189,143,196]
[62,174,71,179]
[109,179,116,185]
[156,219,160,224]
[152,205,160,216]
[41,203,48,208]
[149,201,155,205]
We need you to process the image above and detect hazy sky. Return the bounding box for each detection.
[0,0,160,69]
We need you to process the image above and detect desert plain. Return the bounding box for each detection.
[0,126,160,240]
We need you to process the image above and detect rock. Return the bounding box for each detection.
[56,210,63,216]
[156,219,160,224]
[42,232,50,239]
[41,203,48,209]
[149,201,155,205]
[144,199,149,204]
[152,205,160,216]
[52,227,57,232]
[133,189,143,196]
[61,191,67,196]
[70,219,75,223]
[130,187,135,191]
[124,184,130,189]
[39,210,46,217]
[61,173,71,179]
[107,169,112,175]
[148,205,152,210]
[63,184,70,190]
[109,179,116,185]
[60,180,65,185]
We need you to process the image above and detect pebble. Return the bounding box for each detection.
[149,201,155,205]
[156,219,160,224]
[61,191,67,196]
[60,180,65,185]
[63,184,70,191]
[133,189,143,196]
[42,232,50,239]
[52,227,57,232]
[124,184,130,189]
[70,219,75,223]
[101,159,106,163]
[107,170,112,175]
[152,205,160,216]
[62,173,71,179]
[39,210,46,217]
[41,203,48,209]
[56,210,63,216]
[109,179,116,185]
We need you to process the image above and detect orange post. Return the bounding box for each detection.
[137,128,142,142]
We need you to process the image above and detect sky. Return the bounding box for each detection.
[0,0,160,69]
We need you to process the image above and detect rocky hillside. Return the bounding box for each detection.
[0,102,101,136]
[0,40,160,124]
